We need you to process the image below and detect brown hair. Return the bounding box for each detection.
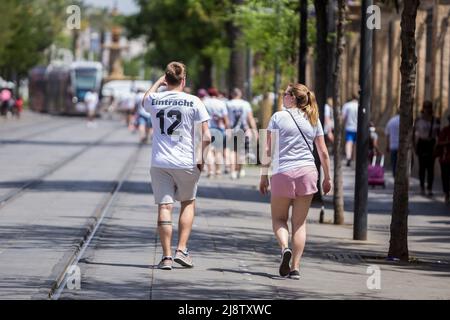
[165,61,186,86]
[289,83,319,126]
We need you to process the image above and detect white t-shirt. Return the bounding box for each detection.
[324,103,334,134]
[227,98,252,131]
[342,100,359,132]
[385,115,400,150]
[143,91,210,169]
[135,92,150,118]
[267,109,324,174]
[84,91,98,110]
[204,97,228,129]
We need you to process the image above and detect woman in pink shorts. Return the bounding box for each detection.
[259,83,331,279]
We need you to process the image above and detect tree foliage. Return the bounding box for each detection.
[0,0,69,79]
[235,0,301,93]
[125,0,231,86]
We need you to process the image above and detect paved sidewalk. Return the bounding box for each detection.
[61,152,450,300]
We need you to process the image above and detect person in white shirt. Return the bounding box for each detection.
[259,83,331,280]
[84,90,99,128]
[226,88,258,179]
[385,111,400,177]
[342,94,359,167]
[204,87,229,178]
[142,61,211,270]
[135,88,152,143]
[324,97,334,144]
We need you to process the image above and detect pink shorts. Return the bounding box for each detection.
[271,166,318,198]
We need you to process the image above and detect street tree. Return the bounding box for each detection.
[388,0,420,262]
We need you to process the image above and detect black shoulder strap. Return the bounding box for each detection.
[285,110,314,156]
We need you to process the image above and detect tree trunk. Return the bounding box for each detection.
[199,57,213,89]
[388,0,420,262]
[332,0,346,225]
[314,0,328,121]
[313,0,328,207]
[298,0,308,83]
[228,0,246,97]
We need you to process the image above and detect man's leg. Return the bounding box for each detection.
[158,203,173,257]
[391,150,398,177]
[177,200,195,251]
[418,155,426,192]
[426,155,435,194]
[173,199,196,268]
[345,140,353,164]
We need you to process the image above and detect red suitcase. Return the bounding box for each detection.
[368,155,386,188]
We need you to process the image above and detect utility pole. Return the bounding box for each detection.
[354,0,373,240]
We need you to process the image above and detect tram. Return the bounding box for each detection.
[29,61,103,115]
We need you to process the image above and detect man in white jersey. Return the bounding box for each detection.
[226,88,258,179]
[204,87,229,177]
[342,93,359,167]
[142,62,211,270]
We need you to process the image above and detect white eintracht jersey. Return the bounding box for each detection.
[226,98,252,131]
[204,97,228,129]
[143,91,210,169]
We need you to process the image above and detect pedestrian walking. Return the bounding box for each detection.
[342,93,359,167]
[226,88,258,179]
[204,87,229,178]
[13,96,23,119]
[259,83,332,279]
[142,62,211,270]
[369,121,380,158]
[324,97,334,145]
[385,111,400,177]
[84,90,99,128]
[435,114,450,204]
[135,88,152,143]
[0,88,12,117]
[414,101,440,196]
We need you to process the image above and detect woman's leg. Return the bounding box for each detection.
[270,196,292,251]
[291,195,314,271]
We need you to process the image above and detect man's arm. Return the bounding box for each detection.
[141,75,166,107]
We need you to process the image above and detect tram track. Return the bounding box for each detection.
[0,124,122,209]
[0,121,79,145]
[48,143,143,299]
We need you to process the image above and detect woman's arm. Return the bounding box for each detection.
[315,135,332,195]
[259,130,272,195]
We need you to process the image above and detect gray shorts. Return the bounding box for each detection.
[150,166,201,204]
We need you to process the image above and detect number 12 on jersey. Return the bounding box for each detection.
[156,109,182,135]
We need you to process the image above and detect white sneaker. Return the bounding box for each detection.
[231,171,237,180]
[239,169,246,178]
